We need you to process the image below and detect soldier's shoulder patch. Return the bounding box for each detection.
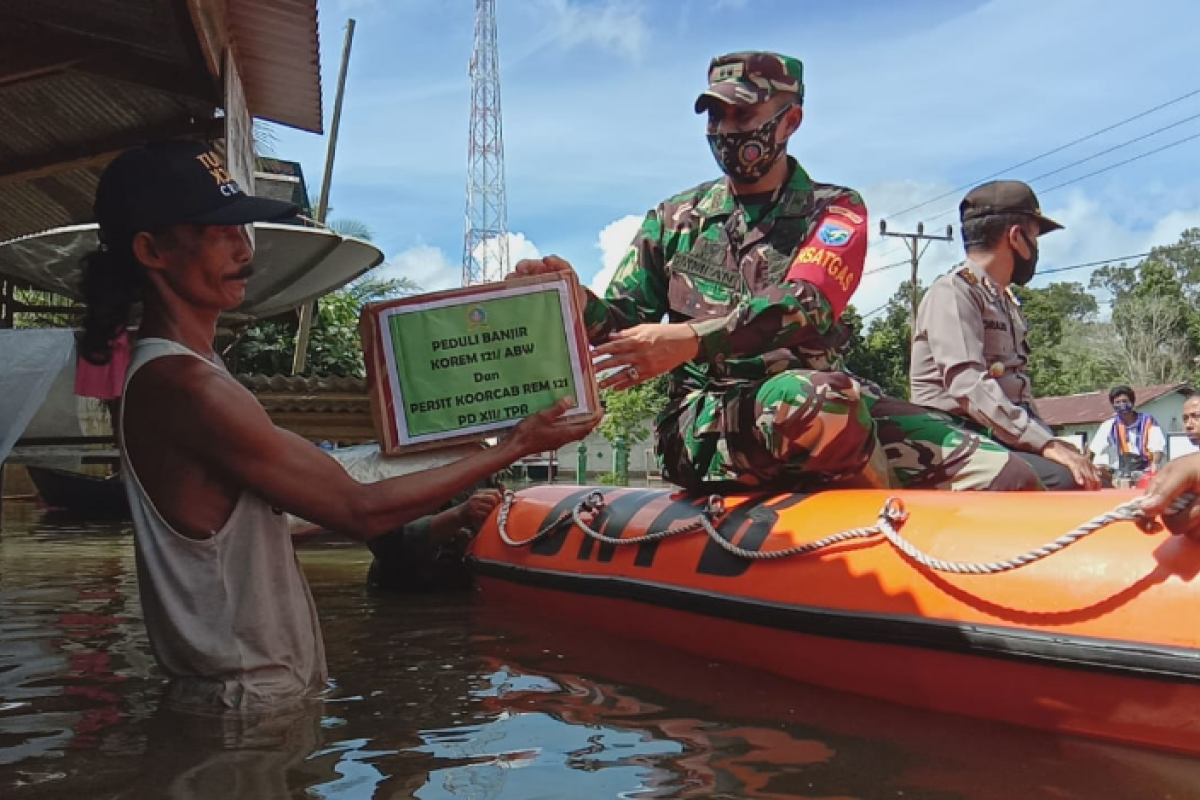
[826,204,865,225]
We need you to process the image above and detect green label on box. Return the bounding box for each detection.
[387,289,578,437]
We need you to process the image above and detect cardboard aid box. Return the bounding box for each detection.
[360,273,601,455]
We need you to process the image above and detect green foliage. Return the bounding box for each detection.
[327,218,375,241]
[12,287,75,329]
[1012,281,1102,396]
[228,275,420,377]
[597,374,669,446]
[841,228,1200,401]
[842,279,924,399]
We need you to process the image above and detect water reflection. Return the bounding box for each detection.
[115,700,324,800]
[2,505,1200,799]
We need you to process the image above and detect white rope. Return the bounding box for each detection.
[495,491,1196,574]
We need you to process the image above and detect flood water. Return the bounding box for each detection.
[3,501,1200,799]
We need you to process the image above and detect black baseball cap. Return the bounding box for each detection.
[94,139,298,237]
[959,180,1063,235]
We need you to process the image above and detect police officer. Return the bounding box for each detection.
[910,180,1100,490]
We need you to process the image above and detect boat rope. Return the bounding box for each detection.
[494,490,1196,574]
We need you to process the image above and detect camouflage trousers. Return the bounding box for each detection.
[656,369,1042,492]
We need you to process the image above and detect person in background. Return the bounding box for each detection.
[1182,394,1200,449]
[1089,385,1166,482]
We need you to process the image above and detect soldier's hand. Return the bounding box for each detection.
[1140,454,1200,541]
[1041,440,1101,490]
[506,255,587,307]
[592,323,701,391]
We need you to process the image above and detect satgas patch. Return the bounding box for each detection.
[816,220,854,247]
[790,246,855,292]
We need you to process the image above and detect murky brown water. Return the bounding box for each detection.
[3,501,1200,799]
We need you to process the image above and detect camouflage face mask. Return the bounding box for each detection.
[706,103,792,184]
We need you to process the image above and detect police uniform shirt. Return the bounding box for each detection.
[909,263,1053,453]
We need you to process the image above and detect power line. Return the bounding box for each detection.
[1038,129,1200,195]
[878,86,1200,223]
[865,91,1200,264]
[909,127,1200,230]
[855,244,1200,325]
[859,301,890,321]
[1037,252,1152,276]
[1037,242,1200,276]
[863,257,911,276]
[1023,110,1200,186]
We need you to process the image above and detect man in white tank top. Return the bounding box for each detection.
[77,141,597,712]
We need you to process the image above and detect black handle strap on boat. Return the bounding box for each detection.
[495,490,1197,575]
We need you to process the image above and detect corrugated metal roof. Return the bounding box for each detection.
[228,0,324,133]
[1037,383,1189,427]
[0,168,106,246]
[0,70,212,164]
[0,0,324,243]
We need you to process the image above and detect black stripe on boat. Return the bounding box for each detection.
[468,559,1200,684]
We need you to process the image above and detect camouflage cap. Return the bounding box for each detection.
[694,51,805,114]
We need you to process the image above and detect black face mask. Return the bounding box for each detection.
[706,103,793,184]
[1011,229,1039,286]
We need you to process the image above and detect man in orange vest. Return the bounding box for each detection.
[1089,385,1165,480]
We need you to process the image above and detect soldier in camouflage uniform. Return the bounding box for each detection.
[512,52,1040,493]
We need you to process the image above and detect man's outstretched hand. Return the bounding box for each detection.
[506,397,597,456]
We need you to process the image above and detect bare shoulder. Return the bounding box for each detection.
[126,356,271,443]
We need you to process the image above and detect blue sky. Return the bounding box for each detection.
[269,0,1200,316]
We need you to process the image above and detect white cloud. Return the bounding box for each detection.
[529,0,648,61]
[378,232,542,292]
[590,214,642,293]
[328,0,380,10]
[275,0,1200,327]
[377,243,459,293]
[849,179,1200,323]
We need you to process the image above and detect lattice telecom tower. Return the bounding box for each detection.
[461,0,509,285]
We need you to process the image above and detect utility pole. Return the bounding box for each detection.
[461,0,509,285]
[292,18,356,375]
[879,220,954,341]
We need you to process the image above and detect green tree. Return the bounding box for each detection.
[597,375,669,447]
[226,211,422,377]
[227,275,419,377]
[327,218,374,241]
[842,280,924,398]
[1089,229,1200,386]
[1012,281,1100,396]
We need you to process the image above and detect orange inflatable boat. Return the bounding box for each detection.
[470,486,1200,755]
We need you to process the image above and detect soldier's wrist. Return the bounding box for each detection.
[687,318,729,363]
